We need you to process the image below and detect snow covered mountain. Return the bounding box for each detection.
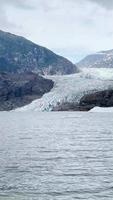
[77,49,113,68]
[15,68,113,112]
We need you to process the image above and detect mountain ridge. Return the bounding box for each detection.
[77,49,113,68]
[0,30,77,75]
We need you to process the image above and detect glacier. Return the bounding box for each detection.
[15,68,113,112]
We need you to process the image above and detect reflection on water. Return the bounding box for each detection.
[0,112,113,200]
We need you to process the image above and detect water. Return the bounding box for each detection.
[0,111,113,200]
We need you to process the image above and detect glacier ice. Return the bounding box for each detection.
[15,68,113,112]
[89,106,113,112]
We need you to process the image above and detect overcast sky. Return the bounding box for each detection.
[0,0,113,62]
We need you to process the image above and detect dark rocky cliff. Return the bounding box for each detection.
[79,89,113,110]
[0,72,54,111]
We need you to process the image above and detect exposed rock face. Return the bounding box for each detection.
[77,50,113,68]
[52,90,113,111]
[79,90,113,110]
[0,72,54,111]
[52,102,81,111]
[0,30,77,75]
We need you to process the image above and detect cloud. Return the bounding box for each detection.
[88,0,113,10]
[0,0,31,9]
[0,0,113,62]
[0,0,32,33]
[2,0,112,10]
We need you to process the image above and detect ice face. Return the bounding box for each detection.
[15,68,113,112]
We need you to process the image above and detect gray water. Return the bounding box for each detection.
[0,112,113,200]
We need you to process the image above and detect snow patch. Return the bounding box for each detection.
[89,107,113,113]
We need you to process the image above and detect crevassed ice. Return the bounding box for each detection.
[15,68,113,112]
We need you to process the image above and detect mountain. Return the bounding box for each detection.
[0,30,77,75]
[77,49,113,68]
[0,72,53,111]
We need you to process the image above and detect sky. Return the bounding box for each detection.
[0,0,113,63]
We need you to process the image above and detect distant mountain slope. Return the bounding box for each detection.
[0,30,77,75]
[77,49,113,68]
